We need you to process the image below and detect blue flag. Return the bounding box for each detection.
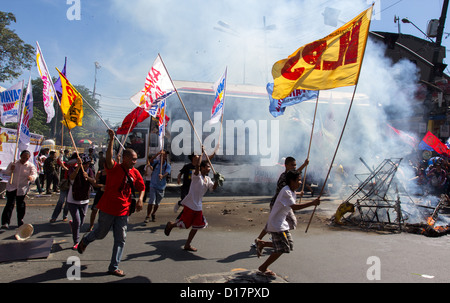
[266,83,318,117]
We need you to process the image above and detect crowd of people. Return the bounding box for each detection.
[413,155,450,196]
[0,129,323,277]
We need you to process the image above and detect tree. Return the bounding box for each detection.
[4,77,105,148]
[0,11,34,81]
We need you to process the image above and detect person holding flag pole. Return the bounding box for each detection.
[157,54,224,185]
[255,4,374,277]
[0,76,37,230]
[144,99,171,223]
[302,5,374,233]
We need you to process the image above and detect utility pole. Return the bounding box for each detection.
[429,0,449,82]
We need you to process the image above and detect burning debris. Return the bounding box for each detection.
[331,158,450,237]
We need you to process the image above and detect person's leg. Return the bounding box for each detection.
[68,203,82,245]
[258,252,282,275]
[89,208,98,231]
[1,190,16,227]
[151,189,164,221]
[15,195,26,227]
[78,211,114,254]
[50,190,68,221]
[46,174,52,193]
[258,231,292,274]
[184,229,198,251]
[108,215,128,274]
[35,177,42,194]
[145,187,156,222]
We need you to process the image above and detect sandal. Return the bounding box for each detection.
[257,269,276,277]
[183,245,198,252]
[108,269,126,277]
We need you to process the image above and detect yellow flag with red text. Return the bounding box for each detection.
[57,69,84,129]
[271,6,373,99]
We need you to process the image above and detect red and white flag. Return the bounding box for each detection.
[116,107,150,135]
[130,54,175,110]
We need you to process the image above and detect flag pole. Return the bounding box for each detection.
[9,80,25,184]
[36,41,79,158]
[158,54,217,175]
[35,50,84,174]
[304,4,374,233]
[298,92,320,203]
[305,86,358,233]
[80,94,124,149]
[54,67,124,149]
[118,117,135,161]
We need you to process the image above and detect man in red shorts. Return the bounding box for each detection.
[164,157,218,251]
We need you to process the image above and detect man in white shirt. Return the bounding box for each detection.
[256,170,320,276]
[1,150,37,229]
[164,158,218,252]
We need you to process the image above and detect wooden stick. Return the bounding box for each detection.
[9,80,25,184]
[305,85,358,233]
[298,92,320,203]
[158,54,217,175]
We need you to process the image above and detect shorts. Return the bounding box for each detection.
[176,206,208,229]
[270,230,294,254]
[148,187,164,205]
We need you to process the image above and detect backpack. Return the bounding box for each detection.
[72,168,92,200]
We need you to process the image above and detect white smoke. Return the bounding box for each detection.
[107,1,425,193]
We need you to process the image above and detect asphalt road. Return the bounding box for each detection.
[0,190,450,287]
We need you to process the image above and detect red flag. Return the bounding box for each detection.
[386,124,418,148]
[419,131,450,156]
[116,107,149,135]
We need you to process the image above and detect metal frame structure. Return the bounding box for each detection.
[343,158,407,231]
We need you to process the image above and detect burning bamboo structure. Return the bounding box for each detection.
[332,157,450,236]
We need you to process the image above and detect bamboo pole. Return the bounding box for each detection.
[305,85,358,233]
[298,92,320,203]
[158,54,217,175]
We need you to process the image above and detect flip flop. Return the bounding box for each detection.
[183,246,198,252]
[108,269,126,277]
[257,269,276,277]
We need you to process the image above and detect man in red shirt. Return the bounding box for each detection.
[77,129,145,277]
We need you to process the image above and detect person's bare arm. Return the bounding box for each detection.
[105,129,115,170]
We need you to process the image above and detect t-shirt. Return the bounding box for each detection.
[181,173,214,211]
[150,159,171,190]
[97,162,145,216]
[67,167,95,205]
[267,185,296,232]
[179,163,196,191]
[143,164,153,182]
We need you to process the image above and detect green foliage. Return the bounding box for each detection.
[3,77,107,147]
[0,11,34,82]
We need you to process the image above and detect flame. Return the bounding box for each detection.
[425,216,450,233]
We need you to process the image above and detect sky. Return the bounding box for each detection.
[1,0,450,124]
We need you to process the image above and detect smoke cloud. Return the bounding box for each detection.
[109,1,426,198]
